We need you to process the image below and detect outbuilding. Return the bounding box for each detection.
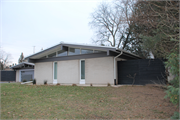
[11,62,34,82]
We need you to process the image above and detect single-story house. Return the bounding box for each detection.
[24,42,142,85]
[11,62,34,82]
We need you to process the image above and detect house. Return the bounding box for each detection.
[24,42,142,85]
[11,62,34,82]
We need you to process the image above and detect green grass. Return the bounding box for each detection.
[1,83,177,119]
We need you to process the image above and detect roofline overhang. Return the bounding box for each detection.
[11,62,35,69]
[24,42,142,60]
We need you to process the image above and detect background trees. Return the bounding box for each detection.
[0,50,11,70]
[18,53,24,63]
[89,0,148,58]
[131,1,179,58]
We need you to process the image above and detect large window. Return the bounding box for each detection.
[69,48,80,55]
[40,56,46,59]
[81,60,85,79]
[57,50,67,57]
[81,49,93,54]
[48,52,56,58]
[94,50,104,53]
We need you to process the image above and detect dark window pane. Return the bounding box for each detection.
[40,56,46,59]
[69,48,80,55]
[81,60,85,79]
[57,50,67,57]
[94,50,104,53]
[81,49,93,54]
[48,52,56,58]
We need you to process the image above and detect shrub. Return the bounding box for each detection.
[30,79,33,81]
[22,80,27,82]
[107,83,111,86]
[171,111,179,119]
[90,83,93,87]
[56,83,60,86]
[164,52,179,118]
[33,79,36,85]
[44,80,47,85]
[72,84,77,86]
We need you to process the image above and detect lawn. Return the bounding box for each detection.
[1,83,178,119]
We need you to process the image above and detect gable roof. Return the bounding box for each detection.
[25,42,142,62]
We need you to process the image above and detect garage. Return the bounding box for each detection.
[117,59,166,85]
[11,62,34,82]
[20,70,34,82]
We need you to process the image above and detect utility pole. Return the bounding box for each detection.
[33,46,35,53]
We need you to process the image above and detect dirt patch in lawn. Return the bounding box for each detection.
[107,85,178,119]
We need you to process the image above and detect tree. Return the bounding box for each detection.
[0,50,11,70]
[131,0,179,58]
[89,2,125,47]
[131,1,179,118]
[89,0,148,58]
[18,53,24,63]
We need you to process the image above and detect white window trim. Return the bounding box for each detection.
[19,69,34,82]
[53,61,58,84]
[80,59,85,84]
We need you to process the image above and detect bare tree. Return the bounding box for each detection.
[89,2,127,48]
[89,0,148,57]
[127,73,136,86]
[0,50,11,70]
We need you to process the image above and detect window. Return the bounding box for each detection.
[57,50,67,57]
[94,50,104,53]
[81,60,85,79]
[69,48,80,55]
[40,56,46,59]
[48,52,56,58]
[81,49,93,54]
[54,62,57,79]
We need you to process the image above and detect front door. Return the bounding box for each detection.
[53,62,57,84]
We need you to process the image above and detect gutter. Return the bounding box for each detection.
[114,51,123,85]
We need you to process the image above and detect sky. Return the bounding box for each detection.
[1,0,111,64]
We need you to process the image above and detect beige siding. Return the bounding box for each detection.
[16,70,19,82]
[85,57,114,85]
[57,60,79,84]
[34,62,53,84]
[34,57,114,85]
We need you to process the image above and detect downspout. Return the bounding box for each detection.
[114,51,123,85]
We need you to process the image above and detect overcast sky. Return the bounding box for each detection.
[1,0,111,64]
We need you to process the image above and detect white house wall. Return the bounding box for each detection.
[34,57,114,85]
[57,60,79,84]
[85,57,114,85]
[16,70,20,82]
[34,62,53,84]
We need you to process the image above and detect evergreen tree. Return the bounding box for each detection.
[18,53,24,63]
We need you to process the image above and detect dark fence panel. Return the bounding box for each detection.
[1,71,16,81]
[118,59,166,85]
